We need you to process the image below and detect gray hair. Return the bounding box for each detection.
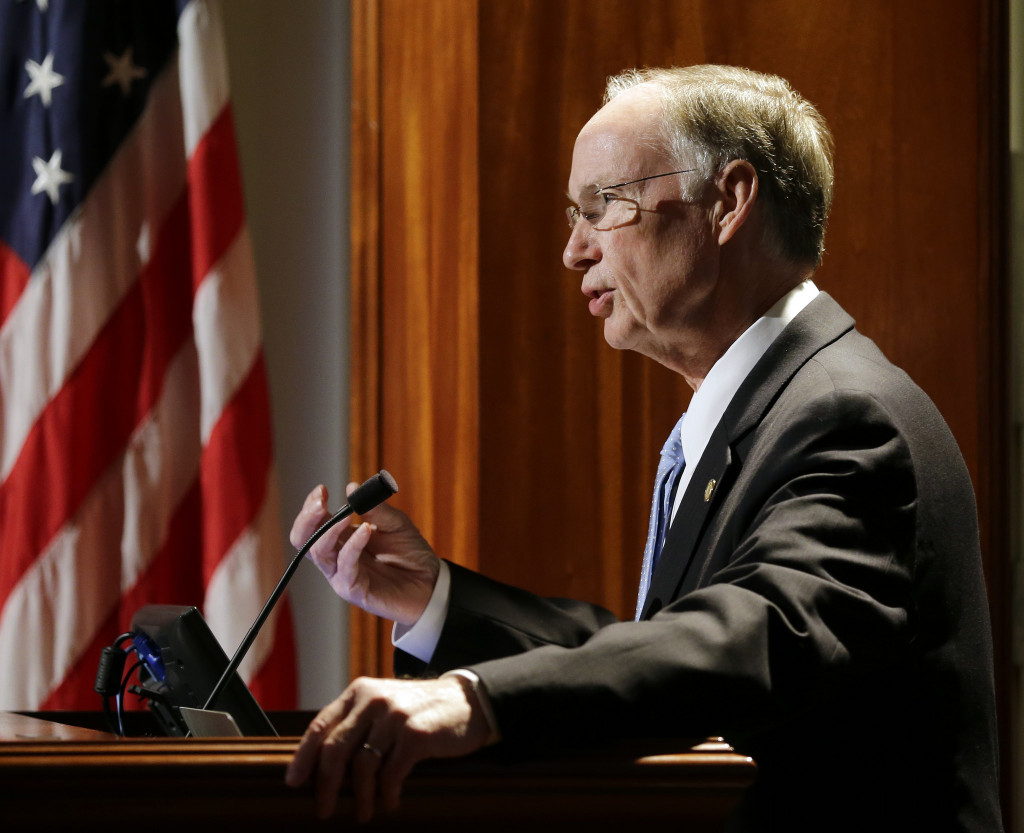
[604,65,834,266]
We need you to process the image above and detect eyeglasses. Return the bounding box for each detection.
[565,169,695,231]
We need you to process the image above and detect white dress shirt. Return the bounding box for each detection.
[395,280,820,662]
[670,279,819,522]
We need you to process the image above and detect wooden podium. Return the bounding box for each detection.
[0,711,755,831]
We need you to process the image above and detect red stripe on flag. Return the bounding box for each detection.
[199,351,273,584]
[119,479,206,619]
[0,192,194,616]
[187,105,245,294]
[0,240,31,329]
[246,597,298,710]
[40,604,121,711]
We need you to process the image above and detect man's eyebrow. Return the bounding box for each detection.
[566,183,602,201]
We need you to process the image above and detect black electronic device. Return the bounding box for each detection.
[130,604,277,737]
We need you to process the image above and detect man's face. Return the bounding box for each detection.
[563,89,719,369]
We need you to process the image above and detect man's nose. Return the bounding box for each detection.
[562,222,601,271]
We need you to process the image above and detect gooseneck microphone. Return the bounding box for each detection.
[202,470,399,713]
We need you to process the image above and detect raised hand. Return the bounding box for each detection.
[290,484,441,626]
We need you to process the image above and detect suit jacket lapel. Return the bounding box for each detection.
[639,293,856,619]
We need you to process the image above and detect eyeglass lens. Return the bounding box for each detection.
[566,169,695,231]
[566,191,637,231]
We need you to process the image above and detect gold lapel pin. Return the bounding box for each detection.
[704,479,717,502]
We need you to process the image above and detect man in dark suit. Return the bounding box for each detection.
[285,65,1002,831]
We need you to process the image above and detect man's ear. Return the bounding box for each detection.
[714,159,758,246]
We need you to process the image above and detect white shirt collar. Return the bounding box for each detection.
[671,279,819,521]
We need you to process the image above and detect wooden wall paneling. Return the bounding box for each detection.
[350,0,481,677]
[349,0,384,682]
[378,0,480,570]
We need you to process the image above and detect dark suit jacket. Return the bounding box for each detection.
[396,294,1003,832]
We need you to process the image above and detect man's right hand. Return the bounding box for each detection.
[290,484,441,626]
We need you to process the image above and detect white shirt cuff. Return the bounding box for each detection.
[391,559,451,663]
[443,668,501,744]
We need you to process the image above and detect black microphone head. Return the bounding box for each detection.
[347,470,399,515]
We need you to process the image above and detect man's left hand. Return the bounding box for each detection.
[286,675,495,821]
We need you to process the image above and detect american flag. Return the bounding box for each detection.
[0,0,296,710]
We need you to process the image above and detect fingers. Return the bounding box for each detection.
[312,720,413,822]
[332,521,375,595]
[347,735,417,821]
[289,485,330,548]
[287,689,380,821]
[288,680,396,822]
[305,518,365,584]
[285,692,352,790]
[313,724,393,822]
[350,731,389,822]
[378,736,416,814]
[291,485,370,589]
[314,727,363,819]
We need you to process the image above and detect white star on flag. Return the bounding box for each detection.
[23,53,64,107]
[102,48,147,96]
[30,149,74,204]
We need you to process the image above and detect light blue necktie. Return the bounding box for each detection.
[635,414,686,620]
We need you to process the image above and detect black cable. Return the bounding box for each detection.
[95,640,135,736]
[117,659,145,738]
[93,633,141,736]
[101,694,117,736]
